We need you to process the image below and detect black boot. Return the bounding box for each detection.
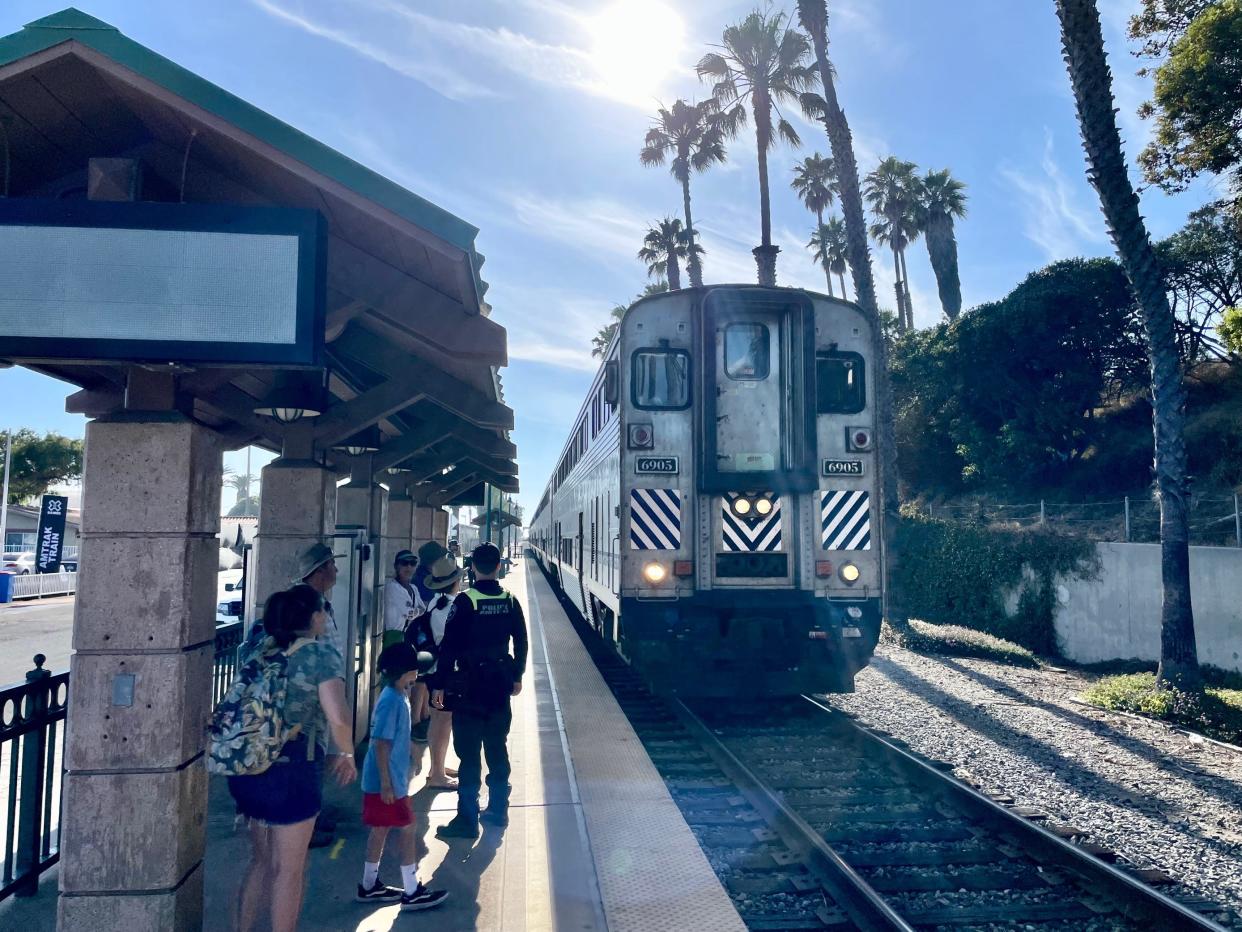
[480,805,508,827]
[436,814,479,839]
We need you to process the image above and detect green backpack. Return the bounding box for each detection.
[206,638,311,776]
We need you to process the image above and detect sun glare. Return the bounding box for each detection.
[588,1,685,105]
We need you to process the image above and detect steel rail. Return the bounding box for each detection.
[671,696,914,932]
[799,694,1226,931]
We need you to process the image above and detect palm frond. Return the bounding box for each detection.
[776,117,802,149]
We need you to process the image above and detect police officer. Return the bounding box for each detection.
[431,543,528,839]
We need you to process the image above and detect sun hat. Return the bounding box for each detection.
[394,549,417,568]
[293,542,345,583]
[377,642,435,677]
[426,556,464,591]
[417,541,448,566]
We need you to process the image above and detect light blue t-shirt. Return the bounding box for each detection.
[361,685,412,796]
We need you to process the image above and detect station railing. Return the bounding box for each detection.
[8,572,77,601]
[0,621,246,903]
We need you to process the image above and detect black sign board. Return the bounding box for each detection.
[822,459,865,476]
[636,456,679,475]
[35,495,68,573]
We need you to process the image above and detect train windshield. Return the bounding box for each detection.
[817,351,866,413]
[632,348,690,409]
[724,323,770,380]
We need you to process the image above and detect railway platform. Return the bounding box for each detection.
[195,559,745,931]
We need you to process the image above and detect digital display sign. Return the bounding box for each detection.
[0,200,325,366]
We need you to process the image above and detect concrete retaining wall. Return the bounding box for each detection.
[1055,542,1242,673]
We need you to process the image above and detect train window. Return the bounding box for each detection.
[632,348,691,410]
[724,323,770,380]
[816,351,866,413]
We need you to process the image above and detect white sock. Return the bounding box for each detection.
[401,862,419,895]
[362,861,379,889]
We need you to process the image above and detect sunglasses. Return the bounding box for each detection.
[397,559,417,567]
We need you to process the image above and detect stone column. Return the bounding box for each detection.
[246,457,337,625]
[432,509,449,548]
[412,505,437,553]
[58,412,222,929]
[383,479,414,585]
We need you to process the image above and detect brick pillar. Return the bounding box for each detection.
[246,458,337,626]
[58,413,222,929]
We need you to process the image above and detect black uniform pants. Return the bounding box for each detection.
[452,703,513,819]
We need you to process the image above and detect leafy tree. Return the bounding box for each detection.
[865,157,922,330]
[1220,305,1242,354]
[798,0,908,636]
[1157,204,1242,362]
[1133,0,1242,200]
[698,9,815,285]
[638,218,694,291]
[1128,0,1217,59]
[1,430,83,504]
[916,169,968,320]
[640,99,730,289]
[1057,0,1201,691]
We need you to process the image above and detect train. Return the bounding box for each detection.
[528,284,883,696]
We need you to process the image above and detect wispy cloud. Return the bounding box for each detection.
[494,283,617,373]
[999,129,1108,261]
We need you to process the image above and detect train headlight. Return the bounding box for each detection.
[839,562,861,585]
[755,497,773,516]
[642,561,668,584]
[732,497,752,516]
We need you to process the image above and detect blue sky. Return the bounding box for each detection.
[0,0,1217,518]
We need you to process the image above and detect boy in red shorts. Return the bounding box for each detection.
[356,643,448,911]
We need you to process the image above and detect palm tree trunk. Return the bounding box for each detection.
[839,270,848,298]
[800,4,910,637]
[817,209,834,295]
[667,251,682,292]
[891,242,905,331]
[898,247,914,330]
[682,177,704,289]
[1056,0,1200,690]
[753,95,779,286]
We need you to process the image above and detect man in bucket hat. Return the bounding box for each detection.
[295,542,348,658]
[413,540,448,604]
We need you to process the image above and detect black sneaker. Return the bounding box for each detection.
[401,884,448,911]
[356,880,402,903]
[435,816,479,839]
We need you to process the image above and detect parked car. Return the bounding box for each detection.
[216,569,244,625]
[1,552,36,574]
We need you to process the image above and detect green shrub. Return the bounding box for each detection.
[1083,672,1242,743]
[894,515,1098,654]
[892,619,1040,667]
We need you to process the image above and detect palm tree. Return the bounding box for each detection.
[226,472,258,517]
[638,218,692,292]
[794,153,838,292]
[864,157,921,331]
[808,224,834,295]
[592,305,626,359]
[822,216,850,298]
[917,169,968,320]
[697,9,815,286]
[1056,0,1200,691]
[640,99,729,289]
[798,0,909,637]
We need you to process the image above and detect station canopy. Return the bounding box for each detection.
[471,508,522,531]
[0,9,516,504]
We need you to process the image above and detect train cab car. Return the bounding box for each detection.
[530,284,882,697]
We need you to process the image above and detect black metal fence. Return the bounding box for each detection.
[0,623,246,903]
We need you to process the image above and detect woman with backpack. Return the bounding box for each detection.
[224,585,358,932]
[408,555,463,790]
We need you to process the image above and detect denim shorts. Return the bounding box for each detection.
[227,737,324,826]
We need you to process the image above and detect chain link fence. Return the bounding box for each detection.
[926,494,1242,547]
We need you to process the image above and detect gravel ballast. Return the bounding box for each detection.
[826,645,1242,924]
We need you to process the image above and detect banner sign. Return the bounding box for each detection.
[35,495,68,573]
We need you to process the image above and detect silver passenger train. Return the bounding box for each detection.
[529,285,882,696]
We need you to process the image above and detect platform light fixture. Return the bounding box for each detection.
[254,370,328,423]
[333,425,382,456]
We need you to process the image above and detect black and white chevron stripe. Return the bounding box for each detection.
[821,490,871,550]
[722,494,782,552]
[629,488,681,550]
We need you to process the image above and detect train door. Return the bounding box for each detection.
[326,530,371,743]
[700,289,817,589]
[577,511,586,607]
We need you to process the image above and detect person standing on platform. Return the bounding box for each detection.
[415,555,464,790]
[356,643,448,912]
[432,543,528,838]
[413,540,448,604]
[383,550,424,649]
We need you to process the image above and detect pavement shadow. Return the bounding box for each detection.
[421,824,504,931]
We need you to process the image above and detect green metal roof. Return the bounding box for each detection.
[0,8,489,303]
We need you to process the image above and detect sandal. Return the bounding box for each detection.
[427,778,459,790]
[446,768,458,778]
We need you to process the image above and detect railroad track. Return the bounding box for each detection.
[677,695,1231,931]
